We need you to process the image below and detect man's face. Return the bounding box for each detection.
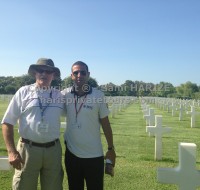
[71,65,90,87]
[34,66,55,87]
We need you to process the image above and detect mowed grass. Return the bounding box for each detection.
[1,98,200,189]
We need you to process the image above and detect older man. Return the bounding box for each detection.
[1,58,64,190]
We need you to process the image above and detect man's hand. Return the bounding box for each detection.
[105,150,116,167]
[8,151,24,170]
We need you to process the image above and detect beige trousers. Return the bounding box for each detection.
[12,139,63,190]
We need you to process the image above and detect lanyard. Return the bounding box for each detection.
[38,91,52,121]
[74,94,87,121]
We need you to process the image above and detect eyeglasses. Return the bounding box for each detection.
[73,70,87,76]
[36,68,54,74]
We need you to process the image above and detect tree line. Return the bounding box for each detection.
[0,75,200,99]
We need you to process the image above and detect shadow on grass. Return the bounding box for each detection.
[140,156,178,164]
[100,132,131,137]
[139,135,175,139]
[101,132,131,137]
[158,157,178,163]
[0,148,7,153]
[112,133,132,137]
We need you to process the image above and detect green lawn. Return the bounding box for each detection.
[1,98,200,189]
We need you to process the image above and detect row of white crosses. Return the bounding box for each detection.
[108,96,135,118]
[155,98,187,118]
[141,100,171,160]
[141,98,200,189]
[144,97,200,128]
[61,96,135,128]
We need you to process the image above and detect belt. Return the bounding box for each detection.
[21,138,59,148]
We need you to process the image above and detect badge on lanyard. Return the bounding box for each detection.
[37,121,49,133]
[72,122,80,129]
[36,91,52,133]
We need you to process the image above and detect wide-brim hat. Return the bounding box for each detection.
[28,58,60,79]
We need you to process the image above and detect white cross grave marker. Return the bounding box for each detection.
[157,142,200,190]
[144,108,155,126]
[0,156,11,170]
[146,115,171,160]
[142,104,150,116]
[178,104,184,121]
[144,108,155,136]
[171,102,176,117]
[186,106,200,128]
[167,102,171,113]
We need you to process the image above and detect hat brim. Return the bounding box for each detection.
[28,64,61,79]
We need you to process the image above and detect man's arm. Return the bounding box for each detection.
[2,123,23,169]
[100,116,116,167]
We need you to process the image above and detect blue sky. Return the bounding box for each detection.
[0,0,200,87]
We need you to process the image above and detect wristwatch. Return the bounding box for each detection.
[108,146,115,151]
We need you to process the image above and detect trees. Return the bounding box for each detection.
[176,81,199,99]
[99,83,120,96]
[149,82,176,97]
[0,76,17,94]
[0,74,199,99]
[0,75,61,94]
[62,76,98,90]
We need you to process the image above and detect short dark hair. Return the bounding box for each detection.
[71,61,89,72]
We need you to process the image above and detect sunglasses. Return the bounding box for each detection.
[36,68,54,74]
[73,70,87,76]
